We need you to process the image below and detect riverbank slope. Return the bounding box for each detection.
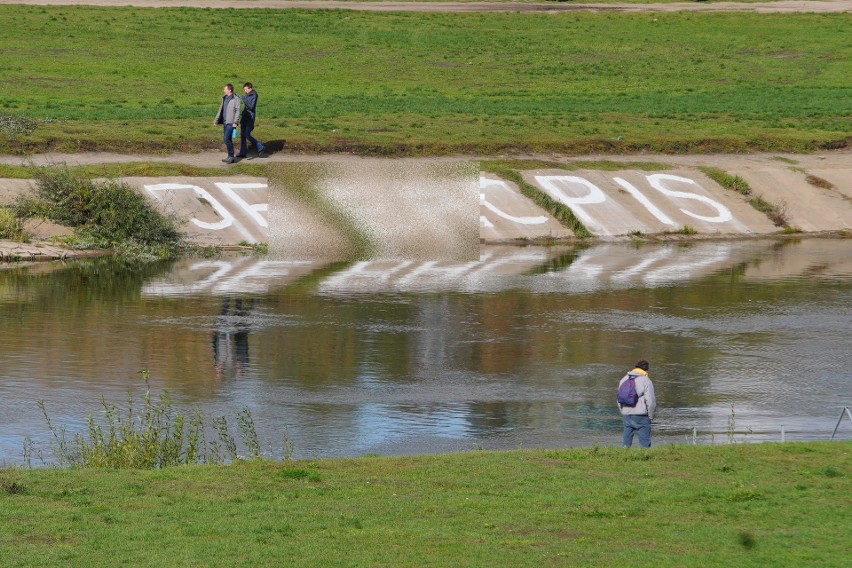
[1,151,849,261]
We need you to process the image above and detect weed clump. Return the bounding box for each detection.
[0,114,37,138]
[749,196,789,227]
[0,477,27,495]
[699,166,751,196]
[0,206,28,242]
[13,165,183,258]
[664,225,698,236]
[36,370,278,469]
[805,174,834,190]
[699,166,791,228]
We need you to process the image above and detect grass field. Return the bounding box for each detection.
[1,442,849,566]
[2,6,849,155]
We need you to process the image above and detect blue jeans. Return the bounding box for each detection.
[622,414,652,448]
[223,124,235,157]
[239,118,264,156]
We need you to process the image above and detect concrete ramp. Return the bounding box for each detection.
[2,153,850,261]
[522,168,779,238]
[134,176,268,246]
[267,160,479,261]
[479,173,572,241]
[730,168,852,232]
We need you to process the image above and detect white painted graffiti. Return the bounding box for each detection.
[479,177,548,229]
[144,182,268,241]
[528,173,740,235]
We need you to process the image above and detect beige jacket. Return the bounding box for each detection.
[617,368,656,420]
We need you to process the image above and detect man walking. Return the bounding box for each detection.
[214,84,240,163]
[237,82,266,159]
[617,360,657,448]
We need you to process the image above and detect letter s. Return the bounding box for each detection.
[646,174,732,223]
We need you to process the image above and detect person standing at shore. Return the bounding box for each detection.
[617,360,657,448]
[238,82,267,159]
[214,84,240,163]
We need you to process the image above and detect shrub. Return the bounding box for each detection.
[13,165,183,255]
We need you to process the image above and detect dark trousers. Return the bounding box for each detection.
[223,124,235,157]
[239,118,264,155]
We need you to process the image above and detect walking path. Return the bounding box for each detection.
[0,0,850,12]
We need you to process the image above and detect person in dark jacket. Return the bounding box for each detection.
[213,84,240,163]
[237,82,267,159]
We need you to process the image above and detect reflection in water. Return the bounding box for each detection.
[212,297,256,381]
[1,238,851,464]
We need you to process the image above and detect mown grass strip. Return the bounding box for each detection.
[1,7,849,155]
[0,442,849,567]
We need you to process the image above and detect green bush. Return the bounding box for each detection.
[14,165,182,254]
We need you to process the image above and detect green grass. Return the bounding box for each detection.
[1,7,849,155]
[0,442,849,566]
[699,166,752,195]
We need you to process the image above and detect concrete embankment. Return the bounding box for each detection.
[0,151,849,262]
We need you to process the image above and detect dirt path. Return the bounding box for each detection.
[1,0,850,13]
[2,149,850,169]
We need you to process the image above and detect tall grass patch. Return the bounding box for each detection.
[33,371,271,468]
[0,207,28,242]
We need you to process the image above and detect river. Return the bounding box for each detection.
[1,237,851,464]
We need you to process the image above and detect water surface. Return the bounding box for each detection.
[1,238,851,463]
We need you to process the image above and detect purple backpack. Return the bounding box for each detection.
[617,375,640,407]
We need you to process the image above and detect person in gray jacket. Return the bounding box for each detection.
[617,360,657,448]
[213,84,241,163]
